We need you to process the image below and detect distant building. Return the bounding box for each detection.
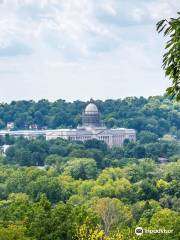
[6,122,14,130]
[158,157,169,164]
[0,145,10,155]
[29,124,38,130]
[0,101,136,147]
[46,101,136,147]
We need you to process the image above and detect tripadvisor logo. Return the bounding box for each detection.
[135,227,143,236]
[135,227,173,236]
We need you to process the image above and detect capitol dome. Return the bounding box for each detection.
[85,103,99,115]
[82,101,102,127]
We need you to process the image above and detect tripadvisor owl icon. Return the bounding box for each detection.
[135,227,143,236]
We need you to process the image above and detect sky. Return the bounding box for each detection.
[0,0,179,102]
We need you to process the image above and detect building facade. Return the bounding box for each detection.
[0,102,136,147]
[46,102,136,147]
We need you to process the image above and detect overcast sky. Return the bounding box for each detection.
[0,0,179,102]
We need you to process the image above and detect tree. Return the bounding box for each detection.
[45,154,64,166]
[97,168,125,185]
[0,225,31,240]
[84,139,108,153]
[138,131,158,144]
[139,180,159,201]
[6,193,32,221]
[128,159,156,182]
[75,224,106,240]
[113,178,136,203]
[27,176,63,203]
[157,13,180,101]
[27,194,52,240]
[95,198,132,235]
[149,209,180,240]
[64,158,98,180]
[6,172,29,194]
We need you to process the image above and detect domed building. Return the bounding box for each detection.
[82,102,102,127]
[45,101,136,147]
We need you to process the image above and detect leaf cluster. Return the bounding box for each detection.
[157,13,180,101]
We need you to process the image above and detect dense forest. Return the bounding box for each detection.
[0,96,179,239]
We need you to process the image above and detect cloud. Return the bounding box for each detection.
[0,0,179,59]
[95,0,179,26]
[0,0,179,102]
[0,41,32,57]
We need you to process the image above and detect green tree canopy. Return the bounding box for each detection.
[157,13,180,101]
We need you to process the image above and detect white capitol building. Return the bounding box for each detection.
[0,102,136,147]
[46,102,136,147]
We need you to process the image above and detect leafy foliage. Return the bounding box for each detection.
[157,13,180,101]
[0,96,179,239]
